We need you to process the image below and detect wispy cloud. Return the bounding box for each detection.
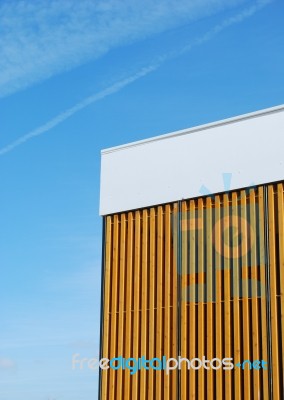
[0,357,16,370]
[0,0,246,98]
[179,0,273,53]
[0,0,272,156]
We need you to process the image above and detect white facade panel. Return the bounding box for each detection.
[100,105,284,215]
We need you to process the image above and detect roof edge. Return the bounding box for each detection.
[101,104,284,155]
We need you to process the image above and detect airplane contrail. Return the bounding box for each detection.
[0,65,157,156]
[0,0,272,156]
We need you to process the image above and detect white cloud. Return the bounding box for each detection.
[0,357,16,370]
[0,0,272,156]
[0,0,246,98]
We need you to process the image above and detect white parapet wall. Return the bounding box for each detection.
[100,105,284,216]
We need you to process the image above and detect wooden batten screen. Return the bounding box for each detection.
[100,204,179,400]
[179,187,269,400]
[99,183,284,399]
[267,183,284,399]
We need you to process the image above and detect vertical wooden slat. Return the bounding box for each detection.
[206,196,214,400]
[156,206,164,400]
[116,214,126,398]
[101,216,112,399]
[277,183,284,384]
[268,185,280,399]
[188,199,196,399]
[109,215,119,400]
[223,193,232,399]
[148,208,156,400]
[171,203,178,400]
[180,201,188,399]
[132,211,141,400]
[249,190,261,400]
[232,192,241,399]
[140,209,149,399]
[124,212,134,400]
[240,190,252,400]
[214,195,223,400]
[164,204,171,400]
[197,197,205,398]
[258,187,269,399]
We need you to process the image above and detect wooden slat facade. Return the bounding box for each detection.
[99,183,284,399]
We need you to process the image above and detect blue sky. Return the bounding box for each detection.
[0,0,283,398]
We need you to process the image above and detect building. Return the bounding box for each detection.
[99,105,284,399]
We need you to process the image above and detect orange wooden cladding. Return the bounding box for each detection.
[100,183,284,399]
[100,205,178,399]
[268,183,284,399]
[179,188,268,399]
